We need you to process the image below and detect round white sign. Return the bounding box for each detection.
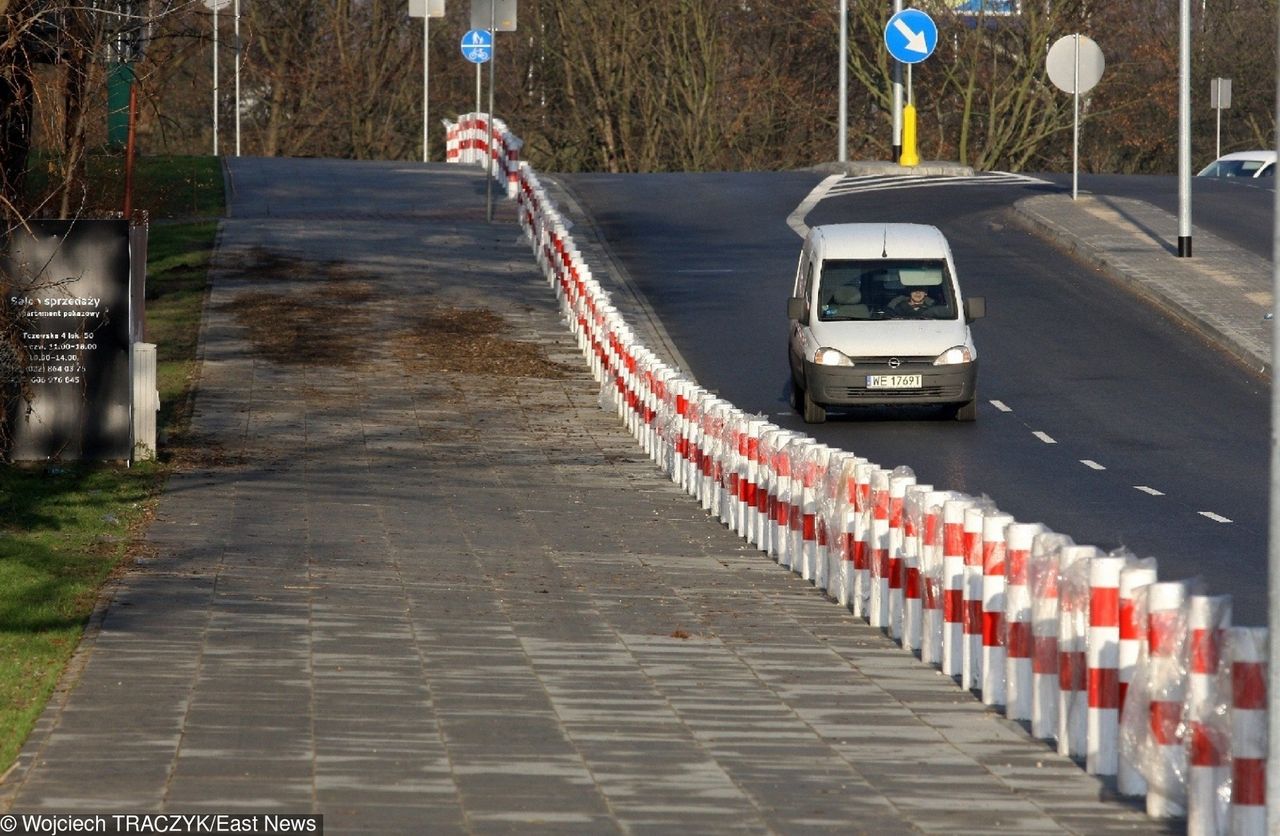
[1046,34,1105,95]
[202,0,232,10]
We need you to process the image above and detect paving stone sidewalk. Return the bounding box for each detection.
[2,160,1174,834]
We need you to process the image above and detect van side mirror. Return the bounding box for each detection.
[965,296,986,323]
[787,297,807,321]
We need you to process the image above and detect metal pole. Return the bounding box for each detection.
[234,0,240,157]
[1178,0,1192,256]
[1072,34,1079,201]
[485,0,496,222]
[1267,3,1280,826]
[1216,99,1222,162]
[475,63,482,116]
[430,11,435,161]
[838,0,847,163]
[892,0,903,161]
[212,3,218,156]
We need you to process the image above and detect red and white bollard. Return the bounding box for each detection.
[920,490,953,667]
[835,456,863,608]
[901,483,932,653]
[887,469,916,641]
[757,428,784,553]
[801,447,830,584]
[1187,594,1230,836]
[851,461,876,618]
[1086,554,1126,776]
[981,512,1014,707]
[740,418,766,541]
[868,469,892,627]
[1229,626,1267,836]
[1030,533,1073,741]
[771,435,795,566]
[1146,580,1188,819]
[1004,522,1045,721]
[809,446,834,588]
[1117,558,1158,796]
[941,497,973,678]
[819,454,853,594]
[1057,545,1098,758]
[961,504,988,691]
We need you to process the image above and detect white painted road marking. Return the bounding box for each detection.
[1135,486,1166,496]
[1032,431,1056,444]
[1080,460,1106,470]
[1199,511,1233,524]
[989,400,1012,412]
[787,174,844,238]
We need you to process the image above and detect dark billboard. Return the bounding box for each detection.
[3,220,133,462]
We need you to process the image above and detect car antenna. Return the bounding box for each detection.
[881,226,889,258]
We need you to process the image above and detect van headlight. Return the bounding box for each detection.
[814,347,853,367]
[933,346,973,366]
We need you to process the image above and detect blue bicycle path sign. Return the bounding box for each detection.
[461,28,492,64]
[884,9,937,65]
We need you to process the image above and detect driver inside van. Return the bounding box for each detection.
[887,288,937,318]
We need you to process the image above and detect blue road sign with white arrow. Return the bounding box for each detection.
[461,29,492,64]
[884,9,938,64]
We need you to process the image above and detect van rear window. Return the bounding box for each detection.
[817,259,957,321]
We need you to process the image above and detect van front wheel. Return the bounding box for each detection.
[802,388,827,424]
[952,396,977,422]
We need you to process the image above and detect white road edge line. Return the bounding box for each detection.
[1032,431,1056,444]
[989,399,1012,412]
[787,174,845,239]
[1080,460,1106,470]
[1199,511,1234,524]
[1134,486,1166,496]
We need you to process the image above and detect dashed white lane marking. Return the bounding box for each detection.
[1199,511,1234,524]
[989,399,1012,412]
[1135,486,1166,496]
[1032,431,1056,444]
[1080,460,1106,470]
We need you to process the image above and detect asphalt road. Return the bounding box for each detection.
[560,170,1271,624]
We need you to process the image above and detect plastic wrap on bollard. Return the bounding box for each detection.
[850,461,877,617]
[782,436,812,571]
[1058,545,1100,758]
[866,469,894,626]
[756,428,784,552]
[1186,594,1231,836]
[765,431,797,561]
[1117,555,1159,796]
[885,468,916,640]
[819,452,853,593]
[1119,579,1200,819]
[835,455,866,608]
[1029,533,1075,741]
[899,482,931,652]
[799,444,829,583]
[920,490,959,668]
[1003,522,1047,720]
[721,410,747,529]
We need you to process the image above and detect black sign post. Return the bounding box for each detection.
[3,220,133,462]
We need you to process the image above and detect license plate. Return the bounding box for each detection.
[866,374,923,389]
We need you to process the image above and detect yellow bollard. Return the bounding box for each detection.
[899,103,920,167]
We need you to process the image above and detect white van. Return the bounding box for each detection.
[787,223,983,423]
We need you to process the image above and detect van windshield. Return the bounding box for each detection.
[817,258,957,321]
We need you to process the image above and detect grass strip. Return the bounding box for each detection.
[0,155,222,774]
